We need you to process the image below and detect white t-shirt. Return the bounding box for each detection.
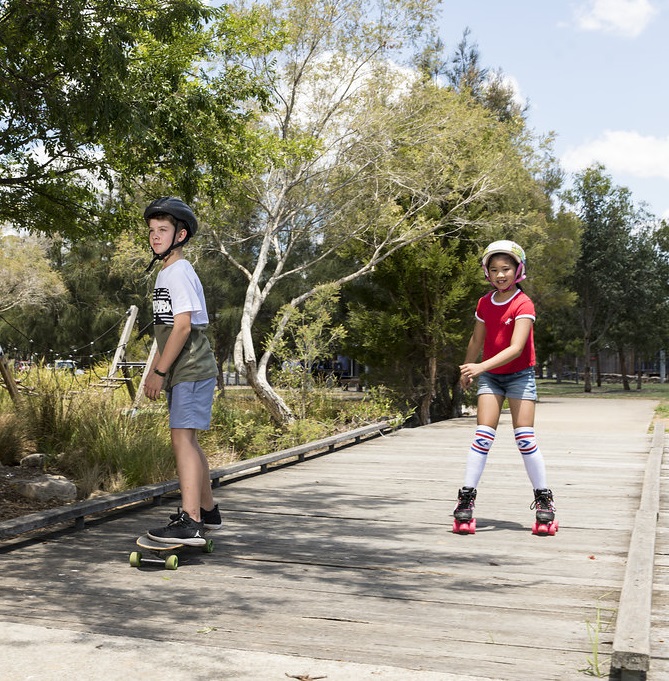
[152,259,218,387]
[153,259,210,327]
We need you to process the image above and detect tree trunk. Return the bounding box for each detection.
[619,347,630,391]
[244,358,295,426]
[417,355,438,425]
[235,300,295,426]
[583,337,592,393]
[595,352,602,388]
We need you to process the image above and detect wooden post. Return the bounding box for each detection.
[133,339,158,409]
[0,346,20,403]
[106,306,138,399]
[108,306,138,379]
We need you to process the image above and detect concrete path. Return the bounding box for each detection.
[0,396,663,680]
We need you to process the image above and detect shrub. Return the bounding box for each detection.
[0,412,31,465]
[58,402,174,497]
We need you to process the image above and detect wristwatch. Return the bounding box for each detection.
[153,368,167,377]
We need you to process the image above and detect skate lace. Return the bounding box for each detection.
[168,511,190,527]
[457,492,475,511]
[530,492,555,512]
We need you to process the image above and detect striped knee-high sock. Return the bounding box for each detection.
[463,425,496,488]
[515,426,547,489]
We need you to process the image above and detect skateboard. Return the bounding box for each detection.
[532,518,559,536]
[452,518,476,534]
[129,534,214,570]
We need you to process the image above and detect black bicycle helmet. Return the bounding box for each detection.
[144,197,198,271]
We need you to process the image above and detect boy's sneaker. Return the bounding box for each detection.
[148,510,206,546]
[170,504,222,530]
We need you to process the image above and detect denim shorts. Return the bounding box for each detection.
[166,377,216,429]
[477,367,537,401]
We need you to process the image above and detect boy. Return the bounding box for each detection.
[143,197,221,545]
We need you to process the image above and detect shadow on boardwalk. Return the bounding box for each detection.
[0,397,664,681]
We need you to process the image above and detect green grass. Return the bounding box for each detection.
[0,366,407,497]
[537,378,669,418]
[537,377,669,398]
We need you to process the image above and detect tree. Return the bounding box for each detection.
[341,86,575,422]
[345,236,479,425]
[1,237,149,366]
[0,234,67,313]
[563,164,642,392]
[270,285,347,419]
[605,224,669,389]
[444,27,488,97]
[209,0,545,425]
[0,0,274,233]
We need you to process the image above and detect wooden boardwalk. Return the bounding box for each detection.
[0,396,665,680]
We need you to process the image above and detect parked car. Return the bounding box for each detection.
[52,359,84,375]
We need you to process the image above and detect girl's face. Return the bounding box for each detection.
[488,254,518,291]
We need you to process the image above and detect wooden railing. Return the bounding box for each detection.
[0,420,395,539]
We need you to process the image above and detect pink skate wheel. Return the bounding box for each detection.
[469,518,476,534]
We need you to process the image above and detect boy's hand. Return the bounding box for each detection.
[144,371,165,401]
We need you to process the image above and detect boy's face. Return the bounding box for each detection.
[487,254,517,290]
[148,217,186,256]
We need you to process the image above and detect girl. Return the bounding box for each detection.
[454,240,556,535]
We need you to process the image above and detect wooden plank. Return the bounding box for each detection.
[611,424,665,675]
[0,397,660,680]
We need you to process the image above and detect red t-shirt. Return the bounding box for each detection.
[475,289,536,374]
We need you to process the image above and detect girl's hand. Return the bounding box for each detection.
[459,362,481,390]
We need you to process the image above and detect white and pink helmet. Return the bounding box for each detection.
[481,240,527,283]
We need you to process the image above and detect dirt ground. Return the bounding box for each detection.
[0,448,239,524]
[0,463,65,521]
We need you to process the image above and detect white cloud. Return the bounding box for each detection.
[572,0,658,38]
[561,130,669,180]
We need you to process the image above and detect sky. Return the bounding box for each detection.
[437,0,669,220]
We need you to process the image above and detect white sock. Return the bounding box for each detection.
[463,425,496,488]
[515,426,547,489]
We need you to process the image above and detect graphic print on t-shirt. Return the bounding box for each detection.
[153,287,173,325]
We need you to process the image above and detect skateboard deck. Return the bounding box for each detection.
[129,534,214,570]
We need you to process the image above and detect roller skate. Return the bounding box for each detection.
[452,487,477,534]
[531,488,558,536]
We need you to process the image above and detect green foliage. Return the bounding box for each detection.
[562,163,668,389]
[0,235,68,314]
[206,393,275,458]
[269,286,347,418]
[1,238,151,367]
[11,367,173,495]
[0,0,276,233]
[19,381,80,456]
[58,404,174,497]
[204,383,408,459]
